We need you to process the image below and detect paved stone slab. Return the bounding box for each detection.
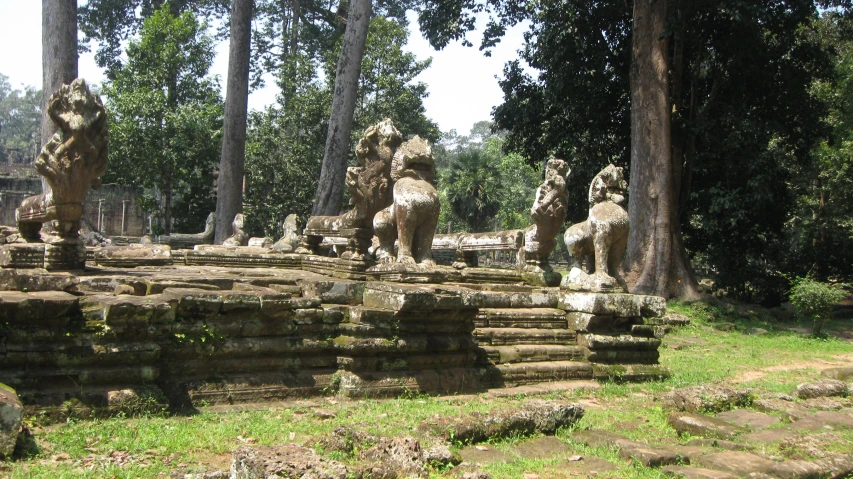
[668,413,746,439]
[739,428,796,445]
[822,366,853,382]
[458,445,513,464]
[661,466,738,479]
[715,409,780,429]
[753,398,811,421]
[694,451,777,477]
[538,456,618,478]
[571,429,683,467]
[510,436,574,460]
[790,411,853,431]
[687,438,755,451]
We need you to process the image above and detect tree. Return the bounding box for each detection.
[102,7,223,234]
[215,0,254,243]
[245,14,438,236]
[78,0,230,78]
[436,125,538,234]
[0,75,41,164]
[787,10,853,282]
[352,16,439,142]
[312,0,373,216]
[621,0,696,298]
[42,0,78,196]
[244,53,331,235]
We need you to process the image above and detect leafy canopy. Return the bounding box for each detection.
[102,6,223,234]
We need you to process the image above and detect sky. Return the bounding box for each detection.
[0,1,532,135]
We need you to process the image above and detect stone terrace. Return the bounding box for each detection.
[0,264,669,417]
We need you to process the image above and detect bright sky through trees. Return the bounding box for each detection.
[0,1,529,134]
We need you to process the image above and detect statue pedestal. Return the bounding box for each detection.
[0,244,47,268]
[521,269,562,287]
[366,262,452,283]
[44,240,87,270]
[560,267,628,293]
[0,240,86,270]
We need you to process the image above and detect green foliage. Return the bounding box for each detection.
[78,0,230,78]
[102,6,223,234]
[488,1,840,303]
[0,74,41,164]
[244,54,331,236]
[789,277,848,335]
[245,16,438,236]
[493,1,632,223]
[786,11,853,283]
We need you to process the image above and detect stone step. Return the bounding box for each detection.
[479,345,585,364]
[474,328,577,345]
[484,361,594,387]
[475,308,568,329]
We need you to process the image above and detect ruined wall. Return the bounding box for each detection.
[0,166,146,236]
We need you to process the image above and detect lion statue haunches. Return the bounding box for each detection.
[562,164,629,292]
[373,136,440,266]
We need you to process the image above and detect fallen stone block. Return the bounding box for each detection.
[795,379,849,400]
[715,409,780,429]
[420,400,584,444]
[0,384,22,458]
[668,413,747,439]
[663,385,753,413]
[358,437,428,478]
[661,465,738,479]
[693,451,777,477]
[686,438,755,451]
[231,444,348,479]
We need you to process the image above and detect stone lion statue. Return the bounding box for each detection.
[562,164,629,292]
[523,158,570,273]
[373,136,439,266]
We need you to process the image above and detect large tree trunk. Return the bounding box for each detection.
[622,0,699,299]
[311,0,372,216]
[41,0,78,194]
[215,0,254,243]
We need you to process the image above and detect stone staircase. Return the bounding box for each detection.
[474,307,594,387]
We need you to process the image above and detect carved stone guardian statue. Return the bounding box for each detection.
[372,136,440,266]
[299,119,402,261]
[562,164,629,292]
[222,213,249,246]
[521,159,570,286]
[272,214,302,252]
[11,78,109,269]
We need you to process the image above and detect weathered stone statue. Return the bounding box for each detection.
[3,78,109,269]
[16,79,108,244]
[562,164,629,292]
[373,136,440,266]
[272,214,302,252]
[222,213,249,246]
[161,212,215,248]
[300,119,402,260]
[521,159,570,285]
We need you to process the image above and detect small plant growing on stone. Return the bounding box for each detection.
[789,277,847,337]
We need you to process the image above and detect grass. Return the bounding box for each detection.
[4,297,853,478]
